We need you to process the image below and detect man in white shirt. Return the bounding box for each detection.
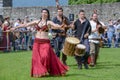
[89,13,105,66]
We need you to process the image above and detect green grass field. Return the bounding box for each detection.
[0,48,120,80]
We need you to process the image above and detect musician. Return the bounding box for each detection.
[73,10,91,69]
[89,13,105,66]
[52,7,71,65]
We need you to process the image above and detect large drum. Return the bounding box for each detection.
[62,37,80,56]
[74,44,86,56]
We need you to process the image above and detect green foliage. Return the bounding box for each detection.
[69,0,120,5]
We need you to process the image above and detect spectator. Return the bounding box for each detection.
[107,19,115,48]
[0,20,3,43]
[114,19,120,48]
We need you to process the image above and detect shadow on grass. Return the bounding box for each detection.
[97,61,111,64]
[32,73,81,79]
[92,66,113,70]
[114,64,120,66]
[91,61,120,69]
[0,50,31,54]
[68,64,77,67]
[39,73,96,78]
[68,61,119,70]
[98,61,120,66]
[66,73,98,78]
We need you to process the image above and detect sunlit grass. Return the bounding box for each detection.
[0,48,120,80]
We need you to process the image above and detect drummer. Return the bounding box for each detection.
[72,10,91,69]
[51,7,71,65]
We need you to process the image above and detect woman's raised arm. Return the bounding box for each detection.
[47,21,62,29]
[11,20,39,30]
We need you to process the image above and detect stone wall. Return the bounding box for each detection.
[0,0,3,15]
[1,2,120,23]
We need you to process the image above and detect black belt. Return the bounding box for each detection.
[90,38,101,40]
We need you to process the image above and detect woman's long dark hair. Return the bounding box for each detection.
[41,8,50,20]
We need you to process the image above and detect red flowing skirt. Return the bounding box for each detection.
[0,26,10,51]
[31,38,68,77]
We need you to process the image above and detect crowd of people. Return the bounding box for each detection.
[0,11,120,52]
[0,7,120,77]
[0,16,36,51]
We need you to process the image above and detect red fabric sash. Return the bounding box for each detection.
[34,38,50,44]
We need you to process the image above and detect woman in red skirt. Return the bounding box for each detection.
[11,8,68,78]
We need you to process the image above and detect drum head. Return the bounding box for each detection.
[76,44,86,49]
[66,37,80,44]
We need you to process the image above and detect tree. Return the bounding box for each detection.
[68,0,120,5]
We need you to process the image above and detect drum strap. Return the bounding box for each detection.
[80,20,89,43]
